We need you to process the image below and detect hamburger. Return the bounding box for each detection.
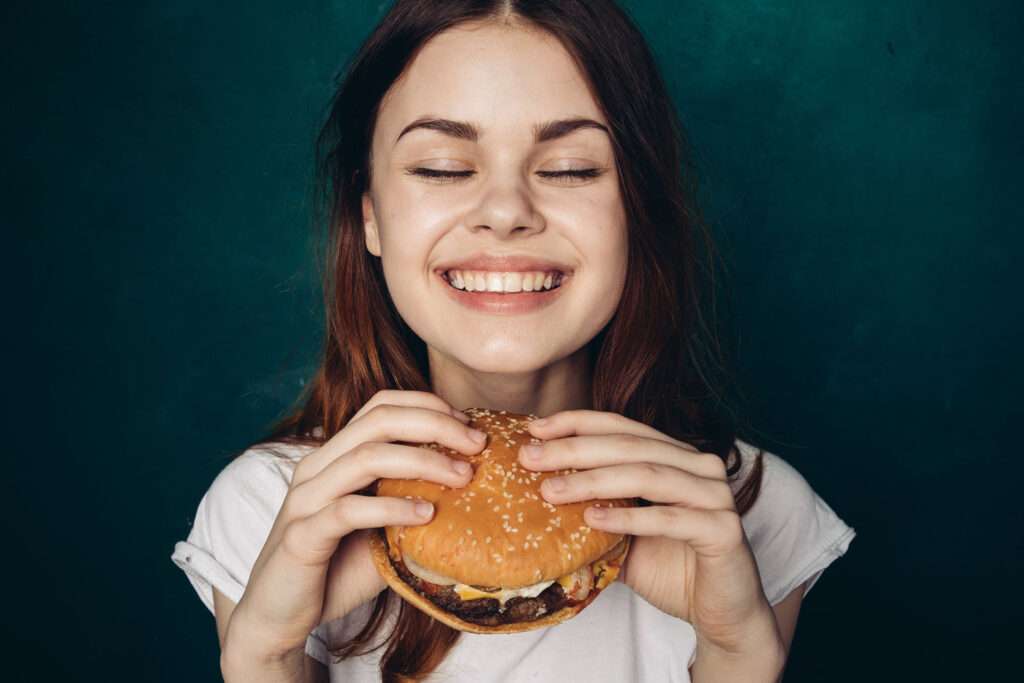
[368,407,635,634]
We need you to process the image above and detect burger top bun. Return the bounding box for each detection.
[375,407,636,588]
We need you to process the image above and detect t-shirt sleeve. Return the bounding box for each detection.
[736,442,857,606]
[170,444,333,666]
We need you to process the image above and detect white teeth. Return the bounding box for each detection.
[444,270,564,293]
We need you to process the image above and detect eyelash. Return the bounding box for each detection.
[405,168,605,184]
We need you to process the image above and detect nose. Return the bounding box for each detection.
[464,173,546,238]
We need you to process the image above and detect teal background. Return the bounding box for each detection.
[8,0,1021,680]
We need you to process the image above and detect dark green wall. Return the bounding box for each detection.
[9,1,1021,680]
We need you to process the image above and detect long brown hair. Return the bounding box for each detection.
[247,0,765,679]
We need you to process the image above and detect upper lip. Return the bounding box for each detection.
[435,253,574,274]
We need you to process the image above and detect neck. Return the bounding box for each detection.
[428,345,593,417]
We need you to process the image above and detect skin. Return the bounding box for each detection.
[361,19,626,419]
[358,18,798,679]
[353,17,800,681]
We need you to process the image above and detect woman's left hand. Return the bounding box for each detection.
[519,409,783,656]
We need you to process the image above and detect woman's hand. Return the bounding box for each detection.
[224,390,486,661]
[519,409,785,662]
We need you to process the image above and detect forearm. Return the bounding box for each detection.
[221,638,324,683]
[689,616,787,683]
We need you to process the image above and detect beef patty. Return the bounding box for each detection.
[390,554,584,626]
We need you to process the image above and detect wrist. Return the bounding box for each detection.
[222,613,311,682]
[692,610,787,682]
[221,638,310,682]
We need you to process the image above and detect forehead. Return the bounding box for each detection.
[375,22,607,142]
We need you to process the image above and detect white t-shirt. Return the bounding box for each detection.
[171,438,855,681]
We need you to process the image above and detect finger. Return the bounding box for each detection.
[519,432,728,481]
[539,463,735,510]
[287,442,474,516]
[276,494,434,569]
[351,389,472,424]
[295,404,485,483]
[582,505,745,557]
[527,409,700,452]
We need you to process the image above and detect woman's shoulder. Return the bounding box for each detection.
[189,440,319,551]
[208,440,318,497]
[731,439,817,501]
[730,438,857,604]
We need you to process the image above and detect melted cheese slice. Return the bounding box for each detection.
[403,540,623,608]
[403,555,557,606]
[453,580,555,605]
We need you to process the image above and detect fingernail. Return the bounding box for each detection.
[414,501,434,518]
[544,476,566,493]
[586,506,608,520]
[453,410,472,423]
[452,460,471,475]
[469,429,486,442]
[521,444,542,460]
[531,418,548,428]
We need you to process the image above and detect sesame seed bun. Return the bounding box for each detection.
[370,407,636,633]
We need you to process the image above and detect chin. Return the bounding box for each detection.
[369,407,635,634]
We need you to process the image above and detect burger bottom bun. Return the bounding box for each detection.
[368,529,631,634]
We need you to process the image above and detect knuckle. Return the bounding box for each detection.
[701,453,728,479]
[353,441,385,468]
[281,520,307,558]
[332,495,356,520]
[637,462,662,478]
[654,505,677,525]
[368,403,396,421]
[717,510,744,544]
[620,433,645,449]
[711,481,735,508]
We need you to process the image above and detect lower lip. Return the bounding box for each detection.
[437,271,570,314]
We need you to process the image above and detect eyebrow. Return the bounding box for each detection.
[393,116,610,146]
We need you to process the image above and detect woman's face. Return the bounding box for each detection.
[363,20,627,398]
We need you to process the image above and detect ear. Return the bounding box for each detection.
[362,192,381,257]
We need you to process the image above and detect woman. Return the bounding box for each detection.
[171,1,855,680]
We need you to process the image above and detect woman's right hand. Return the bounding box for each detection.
[224,390,486,660]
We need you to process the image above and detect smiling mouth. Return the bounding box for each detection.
[440,270,566,293]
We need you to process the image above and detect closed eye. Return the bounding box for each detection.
[405,168,605,184]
